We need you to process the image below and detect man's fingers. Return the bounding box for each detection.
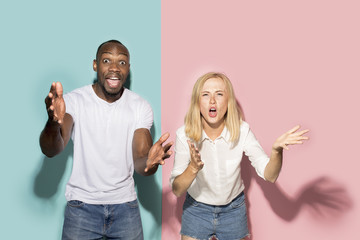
[45,95,52,107]
[46,82,62,106]
[157,132,170,145]
[162,155,170,161]
[163,142,173,153]
[49,82,56,93]
[55,82,63,97]
[162,150,173,159]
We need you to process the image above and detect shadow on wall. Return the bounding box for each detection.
[241,156,354,239]
[34,142,73,199]
[162,188,185,234]
[134,173,162,237]
[134,125,163,239]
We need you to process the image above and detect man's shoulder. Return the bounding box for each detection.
[65,85,92,97]
[123,88,151,105]
[124,88,143,99]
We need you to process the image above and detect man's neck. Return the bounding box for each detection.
[92,83,124,103]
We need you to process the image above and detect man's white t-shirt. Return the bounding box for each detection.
[63,85,153,204]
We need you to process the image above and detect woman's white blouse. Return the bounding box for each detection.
[170,121,270,205]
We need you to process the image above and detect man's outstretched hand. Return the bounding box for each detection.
[45,82,65,125]
[145,132,173,173]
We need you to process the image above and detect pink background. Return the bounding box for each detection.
[161,0,359,239]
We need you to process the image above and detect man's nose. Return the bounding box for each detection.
[109,62,120,72]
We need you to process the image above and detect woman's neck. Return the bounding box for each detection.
[202,119,225,141]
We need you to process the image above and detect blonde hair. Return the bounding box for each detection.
[184,72,242,143]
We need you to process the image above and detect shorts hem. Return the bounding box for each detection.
[180,233,200,239]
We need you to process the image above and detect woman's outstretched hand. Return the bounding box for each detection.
[272,125,309,152]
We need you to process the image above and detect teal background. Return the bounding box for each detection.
[0,1,162,239]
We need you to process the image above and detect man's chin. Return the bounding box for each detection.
[105,87,124,97]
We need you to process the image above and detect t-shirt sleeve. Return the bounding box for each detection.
[136,99,153,130]
[169,128,191,186]
[63,92,76,119]
[242,124,270,180]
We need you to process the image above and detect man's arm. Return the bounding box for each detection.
[132,129,173,176]
[39,82,73,157]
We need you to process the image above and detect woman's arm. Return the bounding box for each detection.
[172,141,203,197]
[264,125,309,183]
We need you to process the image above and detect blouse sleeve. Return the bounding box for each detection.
[169,127,191,186]
[242,123,270,179]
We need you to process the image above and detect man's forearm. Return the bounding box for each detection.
[133,155,158,176]
[39,120,65,157]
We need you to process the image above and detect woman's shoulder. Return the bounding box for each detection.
[175,125,186,136]
[240,120,250,130]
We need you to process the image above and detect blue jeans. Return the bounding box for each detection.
[62,199,143,240]
[181,192,249,240]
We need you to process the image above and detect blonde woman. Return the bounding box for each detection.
[170,72,309,240]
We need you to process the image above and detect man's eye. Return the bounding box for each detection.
[103,59,110,63]
[120,61,126,65]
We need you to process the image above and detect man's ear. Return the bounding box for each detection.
[93,59,97,72]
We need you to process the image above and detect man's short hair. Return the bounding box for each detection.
[96,40,125,61]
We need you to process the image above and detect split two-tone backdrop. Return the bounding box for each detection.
[1,0,359,239]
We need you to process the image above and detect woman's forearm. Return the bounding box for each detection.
[172,165,199,197]
[264,149,283,183]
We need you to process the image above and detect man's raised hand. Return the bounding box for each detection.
[145,132,173,173]
[45,82,65,125]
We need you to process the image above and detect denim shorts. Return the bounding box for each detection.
[181,192,249,240]
[62,199,143,240]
